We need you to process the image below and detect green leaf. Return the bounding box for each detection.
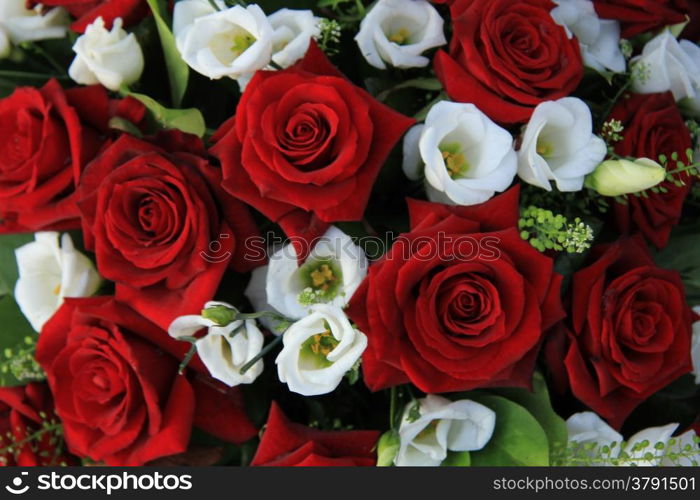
[493,372,569,457]
[377,78,443,102]
[441,450,470,467]
[653,223,700,303]
[126,91,206,137]
[0,295,38,387]
[470,395,550,466]
[145,0,189,107]
[0,233,34,297]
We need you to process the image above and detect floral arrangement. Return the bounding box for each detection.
[0,0,699,468]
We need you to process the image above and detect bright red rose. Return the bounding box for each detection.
[36,297,256,465]
[77,133,260,330]
[547,237,693,429]
[346,188,565,393]
[0,80,144,234]
[594,0,689,38]
[35,297,195,465]
[34,0,150,33]
[0,383,73,466]
[250,403,379,466]
[434,0,583,124]
[210,43,414,247]
[608,92,693,249]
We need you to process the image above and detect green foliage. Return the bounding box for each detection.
[493,373,568,458]
[654,223,700,303]
[0,296,42,387]
[0,233,33,297]
[376,429,400,466]
[0,416,66,466]
[470,395,550,466]
[519,206,594,253]
[441,450,471,467]
[145,0,189,107]
[124,90,206,137]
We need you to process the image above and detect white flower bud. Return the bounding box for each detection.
[275,304,367,396]
[0,1,69,46]
[403,100,517,206]
[269,9,320,68]
[174,0,273,83]
[395,395,496,466]
[15,232,101,332]
[69,17,144,91]
[517,97,607,192]
[585,158,666,196]
[355,0,446,69]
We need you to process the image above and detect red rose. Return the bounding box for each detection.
[594,0,689,38]
[35,297,196,465]
[608,92,693,249]
[0,383,73,466]
[434,0,583,124]
[78,133,259,330]
[548,237,693,429]
[0,80,144,234]
[35,0,150,33]
[210,43,414,246]
[250,403,379,466]
[346,188,564,393]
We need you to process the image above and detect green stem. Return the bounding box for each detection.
[27,43,65,74]
[239,334,284,375]
[389,386,398,429]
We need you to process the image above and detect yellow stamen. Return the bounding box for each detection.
[536,140,553,157]
[52,284,61,296]
[231,34,255,56]
[308,330,337,357]
[389,28,411,45]
[310,264,335,291]
[442,150,468,179]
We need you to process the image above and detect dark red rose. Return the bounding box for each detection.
[594,0,689,38]
[250,403,379,466]
[210,43,414,247]
[434,0,583,124]
[0,80,144,234]
[34,0,150,33]
[35,297,256,465]
[547,237,693,429]
[346,187,565,393]
[78,133,260,330]
[0,383,74,466]
[608,92,693,249]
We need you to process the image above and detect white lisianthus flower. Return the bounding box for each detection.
[269,9,320,68]
[395,395,496,466]
[402,101,517,206]
[692,306,700,384]
[0,1,69,49]
[275,304,367,396]
[517,97,607,192]
[630,31,700,110]
[355,0,446,69]
[68,17,144,91]
[14,232,101,332]
[245,226,368,324]
[174,0,273,83]
[168,301,264,387]
[551,0,625,74]
[566,412,700,466]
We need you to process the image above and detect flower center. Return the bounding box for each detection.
[440,143,469,179]
[310,264,336,291]
[231,33,255,57]
[299,326,339,368]
[389,28,411,45]
[297,258,344,304]
[536,139,553,158]
[52,284,61,296]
